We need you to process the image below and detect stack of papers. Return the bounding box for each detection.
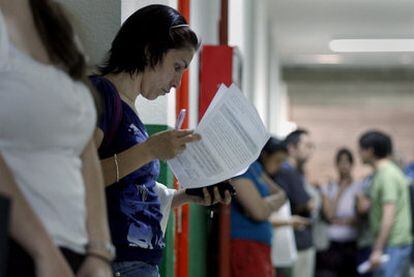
[168,84,270,188]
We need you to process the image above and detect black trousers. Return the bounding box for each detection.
[316,240,358,277]
[7,239,85,276]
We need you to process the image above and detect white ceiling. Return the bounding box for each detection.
[268,0,414,67]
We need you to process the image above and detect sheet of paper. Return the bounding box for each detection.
[168,83,270,188]
[201,83,227,119]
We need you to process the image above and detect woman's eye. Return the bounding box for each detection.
[174,64,181,72]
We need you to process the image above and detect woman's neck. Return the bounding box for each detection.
[104,72,142,105]
[339,173,353,185]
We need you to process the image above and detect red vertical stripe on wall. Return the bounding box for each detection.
[176,1,190,277]
[199,45,233,277]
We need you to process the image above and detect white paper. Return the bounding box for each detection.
[168,84,269,188]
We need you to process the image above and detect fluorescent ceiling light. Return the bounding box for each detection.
[330,39,414,52]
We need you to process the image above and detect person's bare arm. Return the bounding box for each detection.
[356,193,371,215]
[373,203,395,251]
[369,203,395,269]
[320,192,335,221]
[262,173,287,211]
[95,128,200,186]
[232,178,286,221]
[0,154,74,277]
[95,128,154,186]
[271,215,311,229]
[319,185,343,222]
[77,139,112,277]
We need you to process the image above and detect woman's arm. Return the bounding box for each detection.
[262,173,287,212]
[271,215,311,229]
[0,154,74,277]
[95,128,200,186]
[232,178,286,221]
[95,128,153,186]
[77,139,112,277]
[320,192,335,222]
[356,192,371,215]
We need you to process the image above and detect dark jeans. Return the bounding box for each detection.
[316,240,357,277]
[7,239,85,276]
[357,247,373,277]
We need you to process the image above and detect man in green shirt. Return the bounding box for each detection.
[359,130,412,277]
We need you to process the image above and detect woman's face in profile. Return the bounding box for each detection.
[140,47,195,100]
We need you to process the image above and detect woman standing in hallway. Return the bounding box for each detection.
[316,148,361,277]
[230,137,287,277]
[91,5,231,276]
[0,0,112,276]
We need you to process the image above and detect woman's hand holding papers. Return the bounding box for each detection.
[146,130,201,160]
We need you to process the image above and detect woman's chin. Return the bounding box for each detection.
[143,93,160,101]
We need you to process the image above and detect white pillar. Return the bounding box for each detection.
[188,0,220,128]
[56,0,121,66]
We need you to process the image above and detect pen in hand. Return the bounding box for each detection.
[175,109,186,130]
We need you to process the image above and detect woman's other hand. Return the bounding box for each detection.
[191,187,232,206]
[173,187,232,208]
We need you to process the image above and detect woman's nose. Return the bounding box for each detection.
[172,73,183,88]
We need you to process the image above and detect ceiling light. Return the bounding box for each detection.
[330,39,414,52]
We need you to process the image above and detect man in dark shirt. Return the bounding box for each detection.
[274,129,316,277]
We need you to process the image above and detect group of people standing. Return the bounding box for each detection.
[230,129,413,277]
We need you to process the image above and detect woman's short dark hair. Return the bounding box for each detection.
[258,137,287,166]
[359,130,393,159]
[99,4,200,76]
[336,148,354,165]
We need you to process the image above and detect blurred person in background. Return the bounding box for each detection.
[316,148,361,277]
[274,129,316,277]
[230,137,287,277]
[358,130,412,277]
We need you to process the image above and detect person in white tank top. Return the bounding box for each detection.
[0,1,112,276]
